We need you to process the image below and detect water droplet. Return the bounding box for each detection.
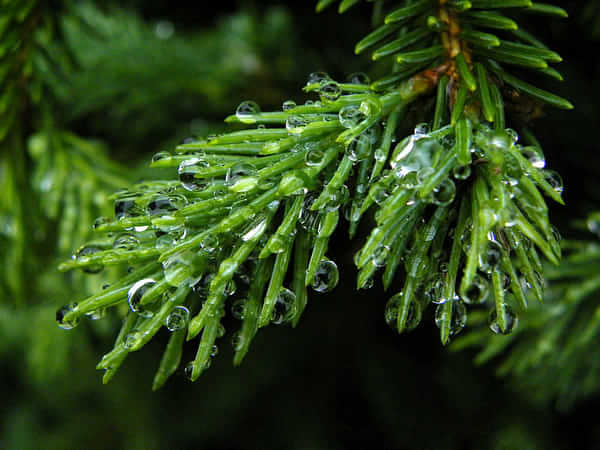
[430,179,456,206]
[113,233,139,251]
[123,330,142,349]
[152,151,171,163]
[282,100,296,111]
[521,146,545,169]
[462,274,490,305]
[75,245,104,274]
[267,234,292,254]
[93,216,110,229]
[319,82,341,101]
[298,196,321,233]
[56,303,80,329]
[346,72,370,85]
[232,332,244,351]
[586,214,600,237]
[434,299,467,337]
[85,308,106,320]
[210,345,219,357]
[147,195,179,216]
[200,235,219,253]
[241,214,268,241]
[489,305,518,335]
[374,187,389,205]
[305,148,325,166]
[286,115,309,133]
[385,293,422,332]
[184,362,194,380]
[231,299,246,319]
[480,239,503,273]
[543,170,563,194]
[346,134,371,162]
[505,128,519,144]
[236,100,261,123]
[163,252,194,287]
[424,278,445,304]
[166,306,190,331]
[307,71,330,86]
[324,185,349,212]
[178,158,210,191]
[115,196,140,220]
[452,165,471,180]
[217,324,226,337]
[155,233,176,251]
[128,278,157,318]
[487,130,512,151]
[311,259,339,293]
[226,163,257,187]
[338,105,364,129]
[371,245,390,268]
[271,288,296,324]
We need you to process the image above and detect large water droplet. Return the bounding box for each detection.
[56,303,80,329]
[166,306,190,331]
[521,146,545,169]
[226,163,257,187]
[480,239,503,273]
[430,179,456,206]
[231,299,246,320]
[543,170,563,194]
[319,82,341,101]
[282,100,296,111]
[75,245,104,274]
[128,278,157,318]
[113,233,139,251]
[115,196,140,220]
[311,259,339,293]
[123,330,142,349]
[271,288,296,324]
[434,299,467,337]
[338,105,364,129]
[147,195,179,216]
[346,134,371,162]
[152,151,171,163]
[371,245,390,268]
[462,274,490,305]
[424,278,445,304]
[286,115,309,134]
[489,305,518,335]
[236,100,261,123]
[385,293,422,332]
[305,148,325,167]
[178,158,210,191]
[307,71,330,86]
[346,72,370,85]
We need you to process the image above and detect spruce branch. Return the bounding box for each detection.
[452,213,600,410]
[56,1,572,386]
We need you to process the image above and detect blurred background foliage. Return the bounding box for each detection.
[1,0,599,449]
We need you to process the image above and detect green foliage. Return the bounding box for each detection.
[453,212,600,409]
[54,0,574,388]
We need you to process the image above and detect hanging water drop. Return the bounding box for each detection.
[543,170,564,194]
[434,299,467,336]
[56,303,80,329]
[271,288,296,324]
[431,179,456,206]
[385,293,422,332]
[489,305,518,335]
[371,245,390,268]
[521,146,545,169]
[462,274,490,305]
[123,331,142,349]
[226,163,257,187]
[311,259,339,293]
[231,299,246,320]
[166,306,190,331]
